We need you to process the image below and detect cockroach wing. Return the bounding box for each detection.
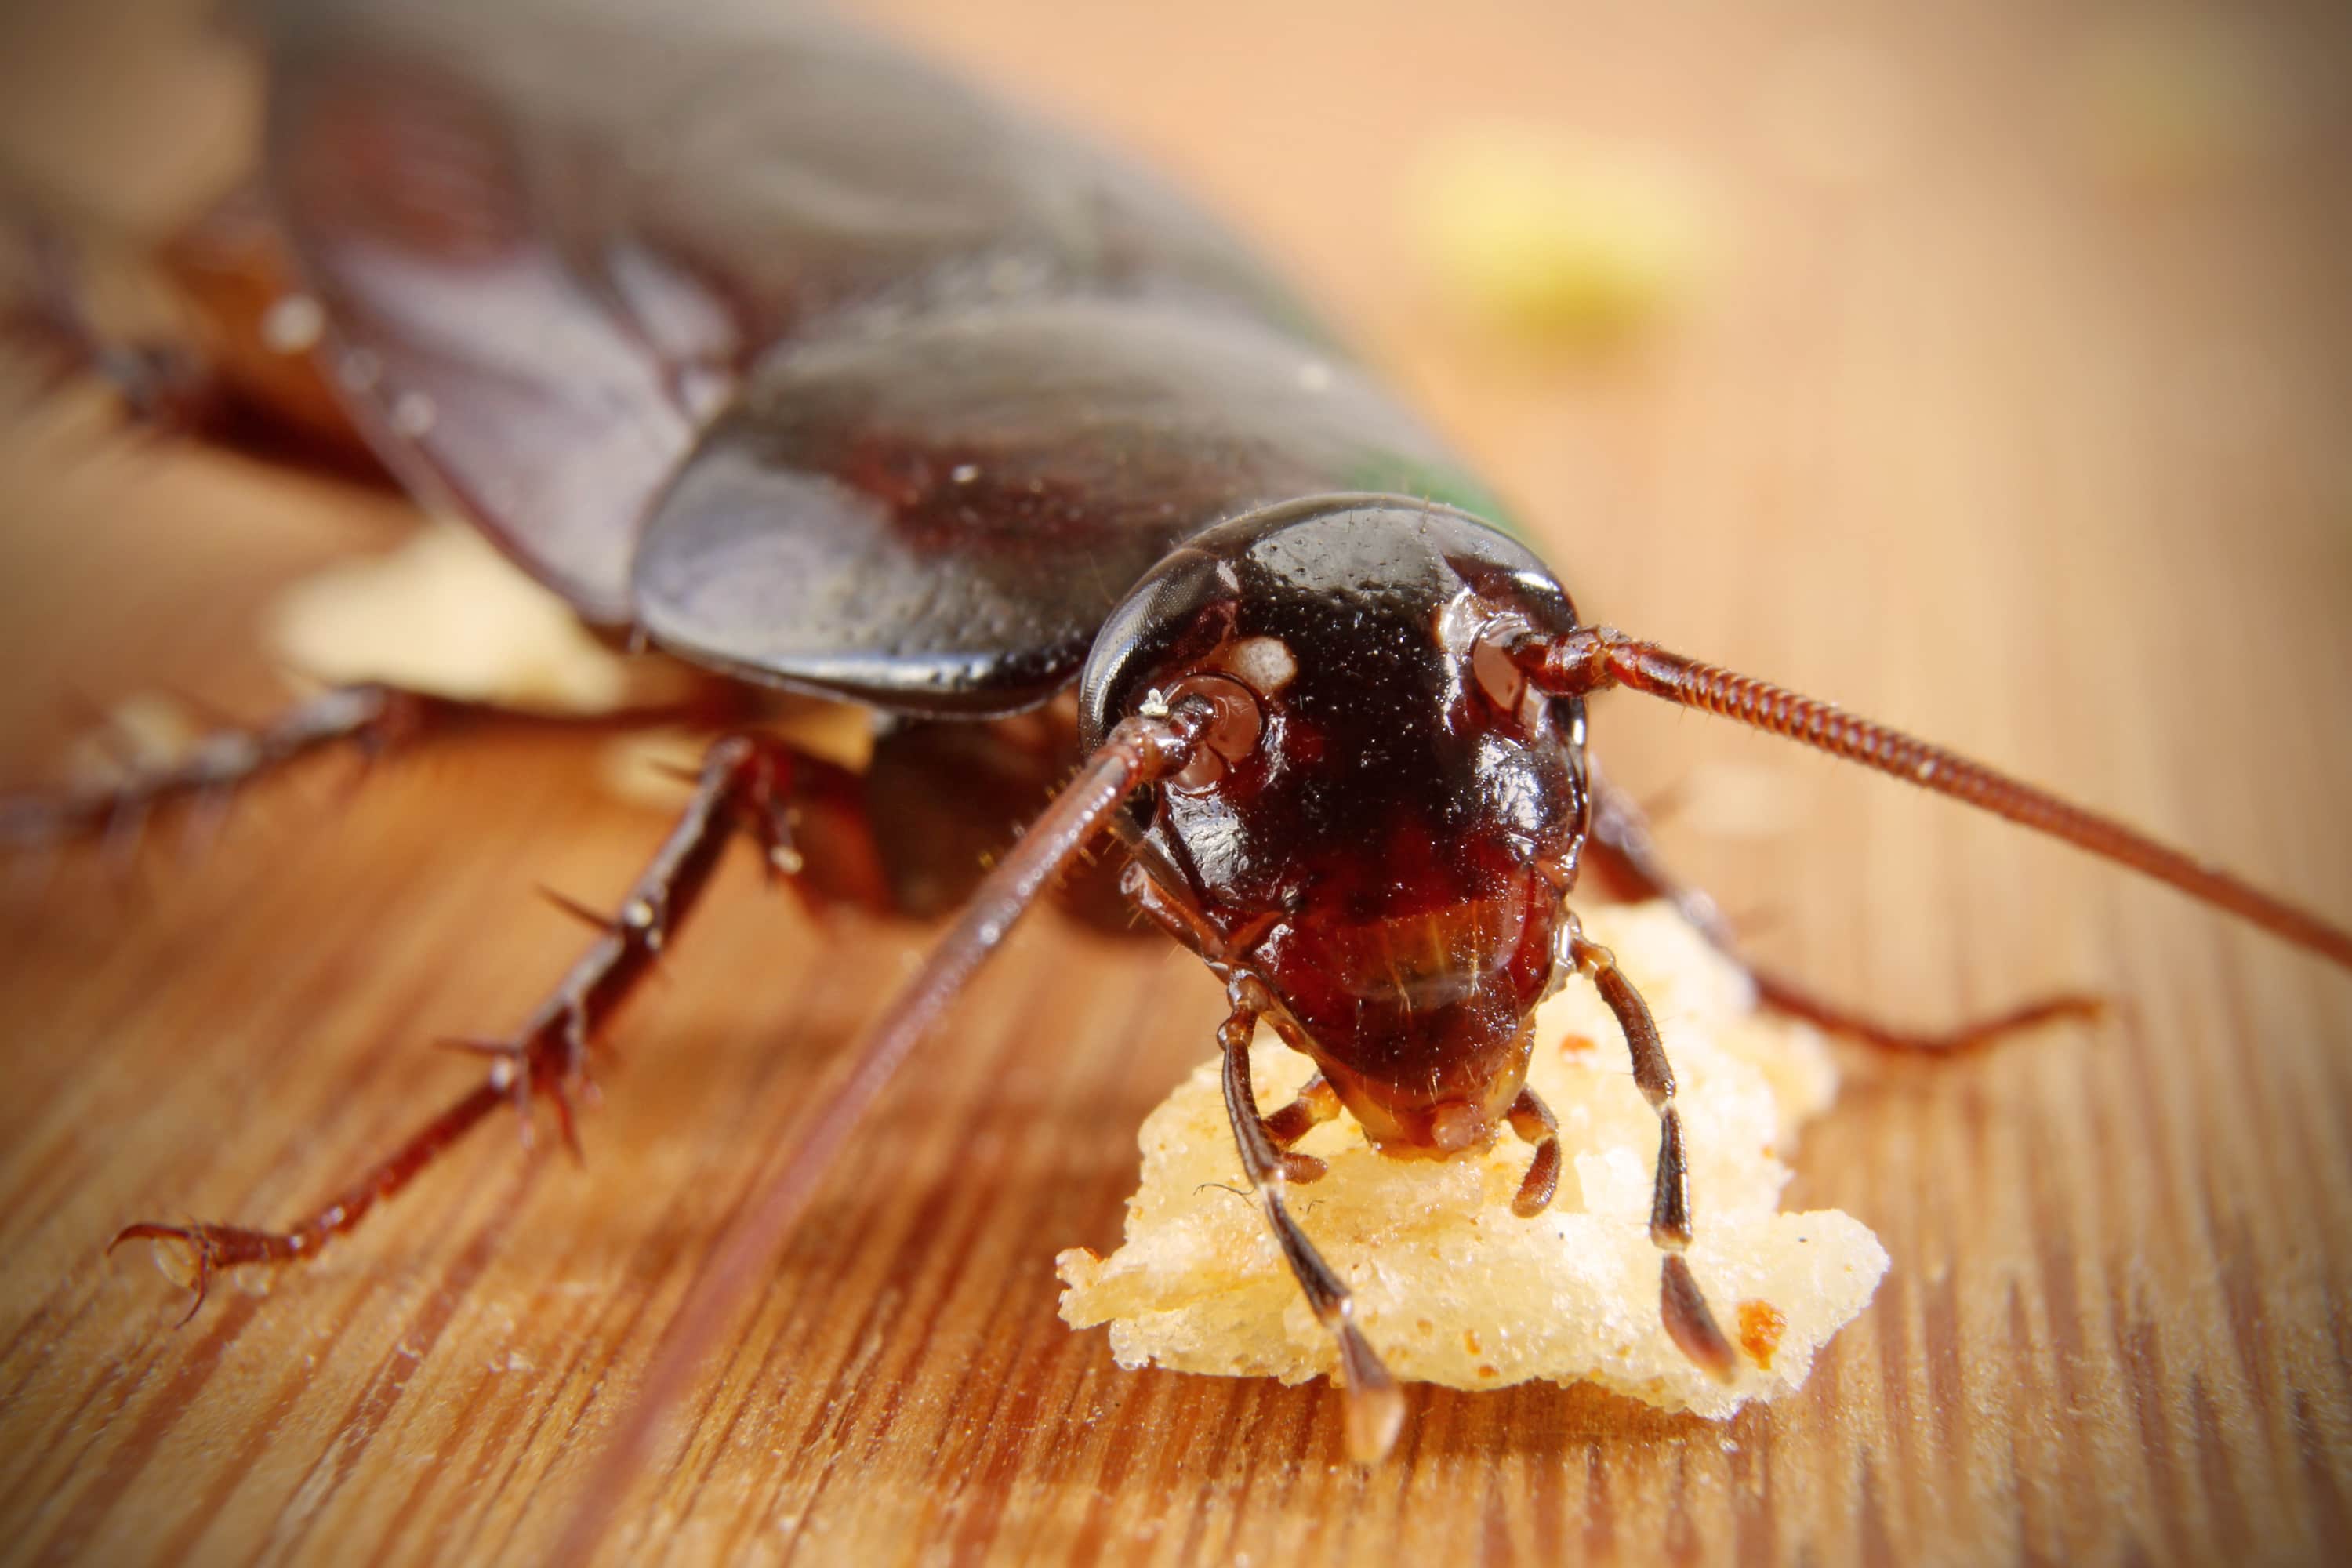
[631,296,1507,715]
[263,1,693,623]
[260,0,1328,627]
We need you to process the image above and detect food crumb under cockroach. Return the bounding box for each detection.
[1058,900,1886,1414]
[264,515,693,714]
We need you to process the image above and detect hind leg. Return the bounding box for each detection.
[2,681,752,864]
[1585,768,2104,1053]
[5,188,387,476]
[107,731,873,1317]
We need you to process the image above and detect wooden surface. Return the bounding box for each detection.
[2,2,2350,1563]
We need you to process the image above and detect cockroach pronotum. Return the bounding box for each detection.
[6,0,2347,1551]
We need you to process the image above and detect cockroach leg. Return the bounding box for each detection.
[4,684,442,856]
[1,214,215,428]
[1504,1085,1560,1218]
[3,682,751,863]
[1742,974,2107,1055]
[1218,985,1405,1461]
[1262,1072,1339,1145]
[554,706,1216,1560]
[1566,915,1740,1381]
[1582,768,2107,1052]
[1261,1073,1341,1183]
[108,732,834,1312]
[1118,860,1226,954]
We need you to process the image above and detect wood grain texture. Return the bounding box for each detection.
[2,1,2349,1563]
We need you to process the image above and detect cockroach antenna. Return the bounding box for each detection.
[550,699,1214,1564]
[1510,626,2352,971]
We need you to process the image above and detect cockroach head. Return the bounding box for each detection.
[1080,495,1602,1152]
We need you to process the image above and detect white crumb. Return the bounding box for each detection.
[263,516,695,714]
[1058,900,1886,1416]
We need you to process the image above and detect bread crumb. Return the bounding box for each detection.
[1407,128,1707,348]
[263,517,694,714]
[1058,901,1886,1417]
[64,693,198,789]
[596,700,874,812]
[1737,1299,1789,1371]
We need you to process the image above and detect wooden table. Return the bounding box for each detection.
[2,2,2347,1563]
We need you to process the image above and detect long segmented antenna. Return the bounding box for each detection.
[1515,626,2352,971]
[553,700,1210,1565]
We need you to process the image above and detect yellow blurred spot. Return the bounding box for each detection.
[1408,127,1708,350]
[264,516,695,714]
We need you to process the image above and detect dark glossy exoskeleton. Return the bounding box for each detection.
[1083,499,1591,1158]
[13,0,2350,1534]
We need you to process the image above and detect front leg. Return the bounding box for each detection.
[1216,982,1404,1463]
[1125,862,1330,1181]
[1584,768,2104,1053]
[1563,912,1739,1380]
[108,731,851,1319]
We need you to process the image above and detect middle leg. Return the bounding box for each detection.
[1584,768,2106,1053]
[1564,913,1740,1381]
[109,731,864,1317]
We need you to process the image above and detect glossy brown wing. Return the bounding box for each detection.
[260,0,1330,626]
[630,297,1509,714]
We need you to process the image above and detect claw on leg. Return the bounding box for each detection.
[1584,768,2114,1053]
[1218,996,1405,1462]
[1661,1253,1737,1381]
[1335,1321,1406,1462]
[108,1221,299,1326]
[1569,916,1741,1384]
[108,1223,216,1324]
[102,734,837,1315]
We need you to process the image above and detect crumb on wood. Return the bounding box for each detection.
[1057,901,1887,1417]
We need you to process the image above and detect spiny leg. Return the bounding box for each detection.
[1565,914,1738,1380]
[6,191,400,477]
[1584,768,2104,1053]
[2,211,214,429]
[2,681,742,862]
[108,731,840,1319]
[1505,1085,1560,1218]
[5,684,412,857]
[1218,985,1404,1462]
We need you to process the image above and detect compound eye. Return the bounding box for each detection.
[1472,634,1527,714]
[1160,673,1265,791]
[1474,623,1561,732]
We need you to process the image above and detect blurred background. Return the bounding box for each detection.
[0,2,2347,1564]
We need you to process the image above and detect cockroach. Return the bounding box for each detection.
[10,0,2348,1546]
